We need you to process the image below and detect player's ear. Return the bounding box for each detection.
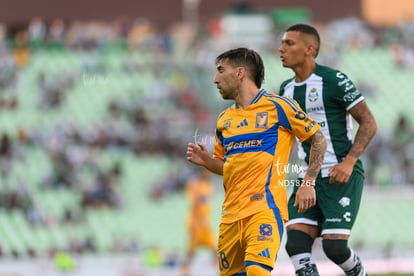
[236,67,245,78]
[306,44,317,58]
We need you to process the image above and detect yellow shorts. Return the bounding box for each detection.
[217,209,283,276]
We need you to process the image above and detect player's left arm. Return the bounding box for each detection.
[328,100,377,184]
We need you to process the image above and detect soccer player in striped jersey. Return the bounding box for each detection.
[187,48,327,276]
[279,24,377,276]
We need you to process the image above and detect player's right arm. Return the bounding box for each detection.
[274,96,326,213]
[186,143,224,175]
[295,129,327,213]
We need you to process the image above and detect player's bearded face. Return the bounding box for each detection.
[219,81,239,100]
[214,59,240,100]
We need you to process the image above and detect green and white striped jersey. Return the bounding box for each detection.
[279,64,364,178]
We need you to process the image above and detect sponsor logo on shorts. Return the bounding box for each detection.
[259,224,272,236]
[343,212,352,222]
[250,193,264,202]
[339,197,351,207]
[257,236,274,242]
[325,218,342,223]
[258,248,271,258]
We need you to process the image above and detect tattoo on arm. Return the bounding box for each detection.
[305,130,327,178]
[348,101,378,159]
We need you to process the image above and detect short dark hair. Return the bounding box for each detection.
[286,24,320,57]
[216,47,264,88]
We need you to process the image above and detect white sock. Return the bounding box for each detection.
[339,249,366,276]
[290,253,319,275]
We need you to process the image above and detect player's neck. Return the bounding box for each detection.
[294,61,316,83]
[235,85,260,110]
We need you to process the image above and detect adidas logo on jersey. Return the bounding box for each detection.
[258,248,270,258]
[236,119,248,128]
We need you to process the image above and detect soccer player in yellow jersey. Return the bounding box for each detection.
[187,48,327,276]
[182,168,217,275]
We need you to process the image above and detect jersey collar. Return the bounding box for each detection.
[294,63,320,85]
[235,88,266,109]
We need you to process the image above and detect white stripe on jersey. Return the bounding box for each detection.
[283,73,349,178]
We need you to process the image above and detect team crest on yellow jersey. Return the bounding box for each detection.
[256,112,268,128]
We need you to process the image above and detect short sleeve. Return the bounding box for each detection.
[212,128,225,160]
[273,97,320,142]
[332,71,364,111]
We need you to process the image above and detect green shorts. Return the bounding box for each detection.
[286,160,364,235]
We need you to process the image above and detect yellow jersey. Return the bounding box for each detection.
[213,89,320,225]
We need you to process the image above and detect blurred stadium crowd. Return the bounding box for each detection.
[0,10,414,272]
[0,15,218,263]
